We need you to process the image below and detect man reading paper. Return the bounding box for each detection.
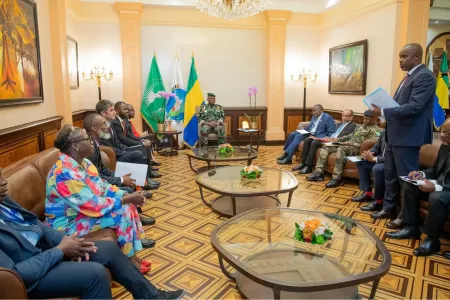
[370,43,436,220]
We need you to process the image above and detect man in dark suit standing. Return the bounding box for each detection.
[352,128,386,212]
[384,119,450,259]
[293,109,356,174]
[278,104,336,165]
[371,43,437,219]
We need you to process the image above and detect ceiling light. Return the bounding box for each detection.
[196,0,272,20]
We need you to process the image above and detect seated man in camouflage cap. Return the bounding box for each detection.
[198,93,225,145]
[307,110,380,188]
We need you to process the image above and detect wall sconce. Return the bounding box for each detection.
[291,69,317,121]
[82,65,113,101]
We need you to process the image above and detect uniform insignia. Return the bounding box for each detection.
[376,130,381,136]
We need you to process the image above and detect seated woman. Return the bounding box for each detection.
[45,125,151,273]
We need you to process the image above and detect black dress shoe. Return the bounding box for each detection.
[351,194,372,203]
[386,218,404,230]
[413,237,440,256]
[386,226,421,239]
[147,179,161,186]
[150,161,161,166]
[307,172,325,181]
[443,251,450,260]
[361,201,382,212]
[141,238,156,248]
[371,209,396,220]
[292,163,306,171]
[277,158,292,165]
[326,178,343,188]
[151,166,159,171]
[143,184,159,190]
[148,171,162,178]
[298,166,313,174]
[277,153,287,160]
[139,215,156,226]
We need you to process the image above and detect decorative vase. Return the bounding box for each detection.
[157,123,165,132]
[251,121,258,129]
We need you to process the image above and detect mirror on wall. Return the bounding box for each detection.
[426,31,450,76]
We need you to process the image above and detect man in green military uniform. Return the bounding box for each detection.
[198,93,225,146]
[307,110,380,188]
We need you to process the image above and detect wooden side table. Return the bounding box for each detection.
[155,130,182,156]
[237,129,263,151]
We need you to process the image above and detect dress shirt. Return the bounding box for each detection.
[310,113,323,134]
[331,122,349,138]
[0,205,41,246]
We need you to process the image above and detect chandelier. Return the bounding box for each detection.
[196,0,272,20]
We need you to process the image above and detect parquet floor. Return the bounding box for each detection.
[112,146,450,299]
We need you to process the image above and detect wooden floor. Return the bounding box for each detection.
[112,146,450,299]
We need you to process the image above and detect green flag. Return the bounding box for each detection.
[440,51,449,87]
[141,54,166,131]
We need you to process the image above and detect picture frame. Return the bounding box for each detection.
[67,36,79,89]
[0,0,44,107]
[328,40,368,95]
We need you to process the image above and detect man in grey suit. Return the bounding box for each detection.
[371,43,437,222]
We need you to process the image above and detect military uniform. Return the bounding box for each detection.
[314,124,380,179]
[199,102,225,145]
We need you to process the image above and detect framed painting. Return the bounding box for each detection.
[67,36,79,89]
[328,40,368,95]
[0,0,43,107]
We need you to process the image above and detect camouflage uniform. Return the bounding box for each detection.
[314,124,380,179]
[199,103,225,145]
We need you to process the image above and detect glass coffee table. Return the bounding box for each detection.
[211,208,392,299]
[186,146,258,173]
[195,166,298,217]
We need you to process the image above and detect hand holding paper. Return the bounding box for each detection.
[363,87,399,110]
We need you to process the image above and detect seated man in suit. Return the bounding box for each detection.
[307,110,380,188]
[126,103,151,139]
[95,100,160,189]
[83,113,156,228]
[385,119,450,259]
[292,109,356,174]
[278,104,336,165]
[198,93,225,146]
[0,171,184,299]
[352,125,386,213]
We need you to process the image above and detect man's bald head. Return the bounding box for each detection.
[399,43,423,71]
[83,114,104,133]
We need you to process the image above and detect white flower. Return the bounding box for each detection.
[314,226,326,236]
[299,222,305,230]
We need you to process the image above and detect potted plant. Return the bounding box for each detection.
[294,217,333,245]
[240,164,263,180]
[149,91,176,132]
[217,143,234,157]
[245,86,262,129]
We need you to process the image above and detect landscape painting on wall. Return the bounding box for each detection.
[329,40,368,95]
[0,0,43,107]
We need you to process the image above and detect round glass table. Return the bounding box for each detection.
[186,146,258,173]
[195,166,298,217]
[210,208,392,299]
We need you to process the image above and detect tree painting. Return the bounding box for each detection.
[0,0,43,106]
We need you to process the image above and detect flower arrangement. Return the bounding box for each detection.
[240,165,263,180]
[294,217,333,245]
[217,143,234,156]
[245,86,262,128]
[149,91,176,124]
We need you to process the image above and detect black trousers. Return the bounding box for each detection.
[402,182,430,226]
[119,186,143,214]
[423,191,450,237]
[28,241,159,299]
[118,148,153,178]
[301,138,323,166]
[356,161,385,200]
[383,144,420,212]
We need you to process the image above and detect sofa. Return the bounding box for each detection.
[0,147,116,299]
[293,121,450,231]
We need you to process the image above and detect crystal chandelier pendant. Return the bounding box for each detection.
[196,0,272,20]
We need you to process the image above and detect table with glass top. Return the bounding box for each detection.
[186,146,258,173]
[195,166,298,217]
[210,208,392,300]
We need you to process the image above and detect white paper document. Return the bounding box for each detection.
[114,162,148,186]
[296,129,310,135]
[347,156,362,162]
[363,87,399,109]
[323,142,340,147]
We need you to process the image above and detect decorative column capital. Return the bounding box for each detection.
[114,2,143,14]
[264,10,292,22]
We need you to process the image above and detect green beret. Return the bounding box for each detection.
[207,93,216,97]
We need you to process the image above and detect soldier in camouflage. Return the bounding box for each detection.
[307,110,380,188]
[198,93,225,146]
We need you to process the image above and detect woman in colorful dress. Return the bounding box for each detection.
[45,125,151,273]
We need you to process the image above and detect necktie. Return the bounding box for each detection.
[395,74,410,98]
[332,124,345,138]
[121,120,127,136]
[0,206,43,237]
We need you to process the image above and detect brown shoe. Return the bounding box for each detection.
[386,218,404,229]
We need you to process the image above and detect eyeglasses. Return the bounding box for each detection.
[71,136,93,144]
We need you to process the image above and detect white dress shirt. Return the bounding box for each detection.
[310,113,323,134]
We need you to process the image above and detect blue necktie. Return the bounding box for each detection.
[332,124,345,138]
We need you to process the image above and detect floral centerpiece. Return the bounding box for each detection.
[149,91,176,131]
[294,217,333,245]
[240,165,263,180]
[217,143,234,156]
[244,86,262,129]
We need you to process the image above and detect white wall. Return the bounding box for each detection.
[428,24,450,44]
[140,25,267,107]
[294,3,399,113]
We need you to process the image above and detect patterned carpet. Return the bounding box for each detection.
[112,146,450,299]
